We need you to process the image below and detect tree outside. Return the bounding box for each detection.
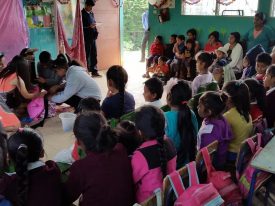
[123,0,148,51]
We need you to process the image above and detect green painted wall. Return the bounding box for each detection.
[149,0,275,47]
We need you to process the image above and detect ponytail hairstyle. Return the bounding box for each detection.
[7,128,44,206]
[106,65,128,118]
[135,105,167,177]
[244,78,265,112]
[168,80,196,164]
[199,91,228,118]
[73,112,117,153]
[0,55,32,91]
[0,122,8,173]
[222,80,251,123]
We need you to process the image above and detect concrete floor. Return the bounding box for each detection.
[39,51,159,160]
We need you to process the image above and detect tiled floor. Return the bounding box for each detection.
[39,51,159,160]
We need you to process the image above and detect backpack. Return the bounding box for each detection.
[201,147,242,205]
[168,161,224,206]
[237,133,271,198]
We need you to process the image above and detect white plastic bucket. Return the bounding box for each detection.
[59,112,77,132]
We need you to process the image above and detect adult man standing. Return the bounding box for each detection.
[82,0,101,77]
[140,10,149,62]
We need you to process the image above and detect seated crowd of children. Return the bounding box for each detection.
[0,25,275,206]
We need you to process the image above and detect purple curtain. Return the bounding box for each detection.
[0,0,29,63]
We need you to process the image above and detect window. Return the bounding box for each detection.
[271,0,275,17]
[218,0,258,16]
[181,0,217,16]
[181,0,258,16]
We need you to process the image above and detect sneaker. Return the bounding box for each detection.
[92,73,102,78]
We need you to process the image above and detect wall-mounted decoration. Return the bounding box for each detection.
[148,0,175,9]
[25,3,53,28]
[158,8,170,23]
[58,0,71,4]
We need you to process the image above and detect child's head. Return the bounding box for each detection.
[215,47,227,59]
[158,56,167,66]
[116,120,140,155]
[166,80,196,162]
[135,105,167,176]
[186,39,195,51]
[144,77,163,102]
[243,56,249,68]
[8,128,44,165]
[106,65,128,92]
[106,65,128,117]
[154,35,163,44]
[264,65,275,89]
[222,80,250,123]
[198,91,228,119]
[187,28,197,40]
[170,34,177,44]
[73,112,117,153]
[196,52,214,73]
[76,97,101,113]
[176,35,185,44]
[39,51,51,66]
[244,78,265,112]
[20,48,37,61]
[256,52,272,75]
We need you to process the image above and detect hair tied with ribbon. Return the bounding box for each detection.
[18,144,27,151]
[181,101,188,105]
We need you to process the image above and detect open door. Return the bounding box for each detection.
[93,1,121,70]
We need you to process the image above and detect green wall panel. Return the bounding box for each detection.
[149,0,275,47]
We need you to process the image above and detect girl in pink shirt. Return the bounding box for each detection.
[132,105,177,203]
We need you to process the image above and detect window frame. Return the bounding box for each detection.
[270,0,275,18]
[181,0,259,17]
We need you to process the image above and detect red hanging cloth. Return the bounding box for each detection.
[55,0,87,68]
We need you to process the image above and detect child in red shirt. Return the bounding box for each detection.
[146,36,164,69]
[143,56,168,78]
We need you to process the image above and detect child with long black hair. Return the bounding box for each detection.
[0,128,62,206]
[192,52,214,95]
[197,91,232,168]
[64,112,134,206]
[222,80,253,162]
[102,65,135,119]
[132,106,176,203]
[244,78,265,121]
[164,80,198,168]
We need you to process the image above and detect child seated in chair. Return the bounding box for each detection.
[143,77,163,108]
[197,91,233,168]
[146,36,164,69]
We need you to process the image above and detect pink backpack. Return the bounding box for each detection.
[201,147,242,205]
[237,133,271,198]
[168,161,224,206]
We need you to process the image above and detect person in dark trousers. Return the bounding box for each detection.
[82,0,101,77]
